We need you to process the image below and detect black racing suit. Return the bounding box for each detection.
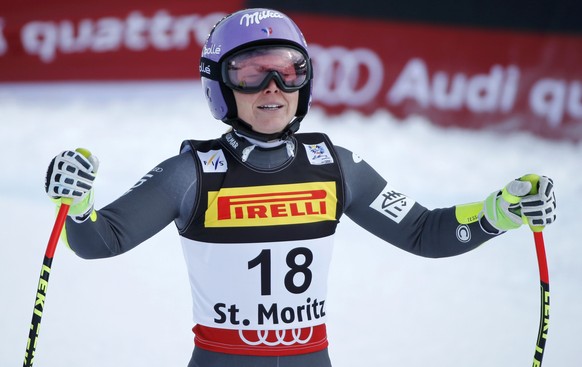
[62,131,498,367]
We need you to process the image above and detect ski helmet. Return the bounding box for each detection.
[199,8,313,141]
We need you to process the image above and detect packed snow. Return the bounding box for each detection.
[1,81,580,367]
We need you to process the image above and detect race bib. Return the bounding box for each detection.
[181,236,334,330]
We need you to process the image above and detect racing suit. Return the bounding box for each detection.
[63,131,498,366]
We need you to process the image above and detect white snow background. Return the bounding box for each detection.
[1,81,580,367]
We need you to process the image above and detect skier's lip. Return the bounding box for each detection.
[258,104,284,110]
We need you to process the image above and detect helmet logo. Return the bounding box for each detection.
[203,44,222,56]
[239,10,283,27]
[261,27,273,36]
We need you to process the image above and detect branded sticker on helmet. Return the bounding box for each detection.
[202,44,221,56]
[369,183,415,223]
[197,149,228,173]
[239,10,284,27]
[303,142,334,165]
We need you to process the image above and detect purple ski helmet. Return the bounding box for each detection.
[199,8,313,141]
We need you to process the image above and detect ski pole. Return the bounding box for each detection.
[519,174,551,366]
[532,228,549,367]
[23,197,72,367]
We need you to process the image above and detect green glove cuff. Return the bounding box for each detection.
[484,191,523,231]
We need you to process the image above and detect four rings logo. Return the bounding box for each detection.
[205,182,337,228]
[310,44,384,106]
[239,327,313,346]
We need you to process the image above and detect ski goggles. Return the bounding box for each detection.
[222,46,311,94]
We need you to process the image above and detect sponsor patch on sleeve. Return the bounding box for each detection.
[369,183,415,223]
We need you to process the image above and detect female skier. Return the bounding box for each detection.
[45,8,556,367]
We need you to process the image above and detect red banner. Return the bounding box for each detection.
[0,0,242,80]
[295,14,582,141]
[1,2,580,140]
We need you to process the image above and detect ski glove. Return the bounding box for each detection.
[45,148,99,223]
[483,174,556,232]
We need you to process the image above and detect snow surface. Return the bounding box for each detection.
[1,81,580,367]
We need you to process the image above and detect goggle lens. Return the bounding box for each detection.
[224,46,310,93]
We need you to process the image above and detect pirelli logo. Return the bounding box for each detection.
[205,182,337,227]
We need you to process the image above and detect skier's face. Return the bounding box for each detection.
[233,79,299,135]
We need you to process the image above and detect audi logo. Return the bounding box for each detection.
[238,327,313,346]
[310,45,384,106]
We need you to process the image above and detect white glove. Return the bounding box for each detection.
[45,149,99,222]
[483,174,556,232]
[519,175,557,227]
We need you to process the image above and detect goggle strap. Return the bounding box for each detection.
[199,57,221,81]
